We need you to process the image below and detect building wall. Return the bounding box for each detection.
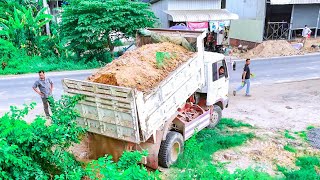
[226,0,266,20]
[152,0,222,28]
[168,0,221,10]
[229,19,264,43]
[291,4,320,29]
[151,0,169,28]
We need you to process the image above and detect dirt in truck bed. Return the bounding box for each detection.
[88,42,195,93]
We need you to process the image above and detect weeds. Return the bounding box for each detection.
[217,118,253,130]
[278,156,320,180]
[284,130,296,140]
[284,144,297,153]
[307,126,315,130]
[172,118,265,179]
[294,131,308,141]
[156,52,171,68]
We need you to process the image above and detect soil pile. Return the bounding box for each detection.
[245,40,300,58]
[88,42,194,92]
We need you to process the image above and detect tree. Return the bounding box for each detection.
[60,0,158,62]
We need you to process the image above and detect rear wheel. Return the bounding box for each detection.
[208,105,222,128]
[158,131,184,168]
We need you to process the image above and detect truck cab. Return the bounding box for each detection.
[196,51,229,127]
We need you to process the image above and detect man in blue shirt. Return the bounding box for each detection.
[32,70,53,117]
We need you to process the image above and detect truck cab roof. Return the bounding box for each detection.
[203,51,225,63]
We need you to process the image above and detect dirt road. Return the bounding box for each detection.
[225,79,320,131]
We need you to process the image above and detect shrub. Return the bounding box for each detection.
[0,95,86,179]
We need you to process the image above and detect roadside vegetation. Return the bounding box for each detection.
[1,96,319,180]
[164,118,320,180]
[0,96,159,179]
[0,0,157,75]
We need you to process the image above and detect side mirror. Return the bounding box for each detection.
[232,61,236,71]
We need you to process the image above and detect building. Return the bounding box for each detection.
[226,0,320,47]
[147,0,239,47]
[148,0,238,28]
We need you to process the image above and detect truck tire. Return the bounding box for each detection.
[208,105,222,128]
[158,131,184,168]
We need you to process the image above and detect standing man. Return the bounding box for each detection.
[32,70,53,117]
[301,25,312,45]
[233,59,252,97]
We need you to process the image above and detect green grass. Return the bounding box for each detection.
[284,144,297,153]
[294,131,308,141]
[278,156,320,180]
[217,118,253,130]
[307,126,315,130]
[284,130,296,140]
[0,55,100,75]
[172,119,320,179]
[171,118,272,180]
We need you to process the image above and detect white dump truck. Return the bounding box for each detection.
[63,29,232,169]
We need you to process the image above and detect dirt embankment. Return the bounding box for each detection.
[88,42,194,93]
[233,38,320,59]
[233,40,301,59]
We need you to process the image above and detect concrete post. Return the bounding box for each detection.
[316,6,320,38]
[289,4,295,40]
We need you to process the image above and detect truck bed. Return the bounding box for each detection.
[63,29,206,144]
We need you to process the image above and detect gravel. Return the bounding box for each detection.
[307,128,320,149]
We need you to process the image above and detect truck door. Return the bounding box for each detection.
[206,60,229,106]
[206,62,219,105]
[218,59,229,102]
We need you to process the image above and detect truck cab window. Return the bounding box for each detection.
[212,63,218,81]
[222,59,228,78]
[218,60,228,79]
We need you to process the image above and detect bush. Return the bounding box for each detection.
[86,151,160,180]
[0,95,86,179]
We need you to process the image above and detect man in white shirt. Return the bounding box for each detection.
[301,25,312,45]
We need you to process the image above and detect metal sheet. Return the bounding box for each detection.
[229,19,264,43]
[168,0,221,10]
[165,9,239,22]
[270,0,320,4]
[291,4,320,29]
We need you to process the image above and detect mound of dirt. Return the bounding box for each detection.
[240,40,301,58]
[88,42,194,93]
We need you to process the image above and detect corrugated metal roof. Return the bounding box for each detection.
[270,0,320,4]
[165,9,239,22]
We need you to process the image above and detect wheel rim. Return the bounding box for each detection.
[171,142,180,162]
[211,111,219,124]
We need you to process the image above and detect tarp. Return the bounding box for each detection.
[187,22,209,32]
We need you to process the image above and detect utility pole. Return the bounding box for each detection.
[43,0,51,35]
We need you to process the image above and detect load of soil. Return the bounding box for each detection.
[88,42,195,93]
[238,40,301,58]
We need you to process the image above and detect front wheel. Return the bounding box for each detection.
[158,131,184,168]
[207,105,222,128]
